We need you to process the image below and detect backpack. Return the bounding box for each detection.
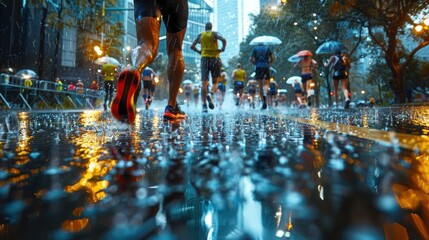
[333,55,347,71]
[333,55,348,78]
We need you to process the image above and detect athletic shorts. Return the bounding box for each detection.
[301,73,313,84]
[143,80,152,89]
[218,82,226,92]
[234,81,244,93]
[201,57,222,81]
[134,0,188,33]
[254,67,270,80]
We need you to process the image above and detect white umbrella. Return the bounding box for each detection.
[286,76,301,85]
[182,79,193,85]
[95,55,121,66]
[250,35,282,46]
[15,69,39,79]
[287,54,303,63]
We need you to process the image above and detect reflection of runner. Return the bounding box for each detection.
[191,22,227,112]
[111,0,188,122]
[231,63,246,106]
[141,67,158,110]
[217,68,227,109]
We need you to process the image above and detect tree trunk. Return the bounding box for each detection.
[391,73,406,103]
[38,7,48,79]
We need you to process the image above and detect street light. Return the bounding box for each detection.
[414,18,429,40]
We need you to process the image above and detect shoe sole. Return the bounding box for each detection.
[207,95,214,109]
[111,70,140,123]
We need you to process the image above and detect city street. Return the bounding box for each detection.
[0,99,429,240]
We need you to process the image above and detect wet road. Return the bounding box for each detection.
[1,102,429,240]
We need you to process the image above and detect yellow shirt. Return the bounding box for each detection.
[201,31,219,58]
[233,69,246,82]
[101,64,117,81]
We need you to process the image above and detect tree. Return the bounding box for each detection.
[232,0,365,106]
[334,0,429,103]
[28,0,123,80]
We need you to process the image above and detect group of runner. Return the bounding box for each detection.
[108,0,351,124]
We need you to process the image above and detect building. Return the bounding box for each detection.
[214,0,260,65]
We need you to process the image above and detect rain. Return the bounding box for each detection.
[2,0,429,239]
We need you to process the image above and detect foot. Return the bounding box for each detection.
[163,104,187,120]
[111,69,141,123]
[206,93,215,109]
[202,104,208,113]
[344,99,351,109]
[261,96,267,110]
[307,97,312,107]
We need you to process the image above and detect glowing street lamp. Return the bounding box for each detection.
[94,46,103,56]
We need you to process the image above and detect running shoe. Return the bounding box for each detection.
[111,69,141,123]
[163,105,187,120]
[174,104,186,119]
[202,104,208,113]
[344,99,351,109]
[206,93,215,109]
[261,96,267,110]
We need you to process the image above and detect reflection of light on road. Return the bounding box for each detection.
[16,112,32,165]
[239,176,262,239]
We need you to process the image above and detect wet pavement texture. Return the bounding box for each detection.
[1,104,429,240]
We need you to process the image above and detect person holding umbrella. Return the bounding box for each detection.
[101,63,117,111]
[249,43,275,110]
[294,50,318,107]
[324,50,351,109]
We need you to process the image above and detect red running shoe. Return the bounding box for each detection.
[163,104,186,120]
[111,69,141,123]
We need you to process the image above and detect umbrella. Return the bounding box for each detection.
[296,50,313,57]
[95,55,121,66]
[250,35,282,46]
[15,69,39,79]
[315,41,347,54]
[288,54,303,63]
[286,76,301,85]
[182,79,193,85]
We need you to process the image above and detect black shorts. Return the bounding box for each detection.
[143,80,152,90]
[134,0,188,33]
[234,81,244,93]
[301,73,313,84]
[254,67,270,80]
[201,57,222,80]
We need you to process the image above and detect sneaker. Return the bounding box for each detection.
[345,99,351,109]
[206,93,215,109]
[174,104,186,119]
[111,69,141,123]
[236,97,240,106]
[261,96,267,110]
[202,104,208,113]
[307,97,312,107]
[163,105,184,120]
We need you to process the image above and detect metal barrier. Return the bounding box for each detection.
[0,74,105,110]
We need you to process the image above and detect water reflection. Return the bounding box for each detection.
[0,110,428,239]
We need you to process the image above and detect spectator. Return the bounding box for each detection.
[55,78,63,91]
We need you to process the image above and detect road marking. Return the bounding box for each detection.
[281,115,429,154]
